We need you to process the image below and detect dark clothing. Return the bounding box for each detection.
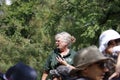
[102,44,120,80]
[103,53,117,80]
[111,77,120,80]
[44,49,76,71]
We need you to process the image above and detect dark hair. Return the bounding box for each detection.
[108,38,120,46]
[5,62,37,80]
[115,38,120,45]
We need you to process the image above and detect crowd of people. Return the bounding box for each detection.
[41,29,120,80]
[0,29,119,80]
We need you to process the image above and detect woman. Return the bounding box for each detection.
[99,29,120,80]
[41,32,76,80]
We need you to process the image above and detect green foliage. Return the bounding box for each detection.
[0,0,120,79]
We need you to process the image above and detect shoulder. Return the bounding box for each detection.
[69,49,77,55]
[46,50,59,60]
[48,49,58,57]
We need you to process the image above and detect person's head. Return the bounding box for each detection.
[50,65,72,80]
[71,46,109,80]
[99,29,120,53]
[5,62,37,80]
[55,32,76,49]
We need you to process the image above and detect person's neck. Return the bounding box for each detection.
[60,48,69,56]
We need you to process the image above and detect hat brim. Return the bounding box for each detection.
[70,57,110,75]
[77,56,109,68]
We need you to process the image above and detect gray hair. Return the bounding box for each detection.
[55,32,76,47]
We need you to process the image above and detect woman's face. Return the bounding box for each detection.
[83,62,108,80]
[55,37,68,50]
[105,40,118,54]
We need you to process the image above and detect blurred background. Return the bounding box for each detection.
[0,0,120,79]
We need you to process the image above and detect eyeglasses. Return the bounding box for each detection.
[95,62,107,69]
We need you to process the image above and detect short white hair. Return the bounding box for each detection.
[55,32,76,47]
